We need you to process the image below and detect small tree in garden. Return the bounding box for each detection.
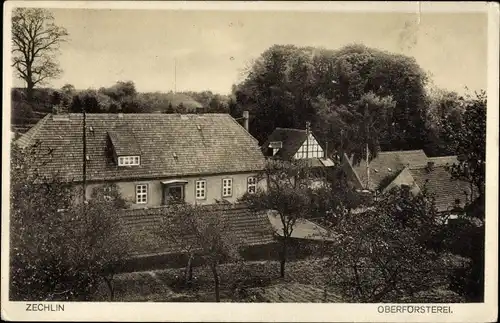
[157,204,241,302]
[10,143,128,301]
[156,203,198,286]
[241,159,312,278]
[323,187,452,302]
[309,167,368,225]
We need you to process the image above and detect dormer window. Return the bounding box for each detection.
[268,141,282,157]
[118,156,140,166]
[108,126,142,167]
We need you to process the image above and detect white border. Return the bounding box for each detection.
[2,1,498,322]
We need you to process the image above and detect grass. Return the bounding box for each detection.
[92,256,464,303]
[93,258,330,302]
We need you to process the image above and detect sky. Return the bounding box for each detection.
[12,8,488,95]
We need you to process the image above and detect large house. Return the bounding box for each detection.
[342,149,474,215]
[16,112,266,208]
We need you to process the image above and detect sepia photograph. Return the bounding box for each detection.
[2,1,498,322]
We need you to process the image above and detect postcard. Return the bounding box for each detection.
[2,1,498,322]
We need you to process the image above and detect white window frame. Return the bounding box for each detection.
[247,176,257,194]
[135,184,148,204]
[195,180,207,200]
[222,178,233,197]
[118,155,141,166]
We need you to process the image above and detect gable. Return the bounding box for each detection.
[262,128,308,160]
[293,133,324,159]
[382,167,420,195]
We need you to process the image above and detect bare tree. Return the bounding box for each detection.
[11,8,69,102]
[156,203,198,286]
[241,159,313,278]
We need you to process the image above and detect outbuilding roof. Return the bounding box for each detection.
[119,204,276,258]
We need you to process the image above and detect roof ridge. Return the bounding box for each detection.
[275,127,306,132]
[428,155,458,159]
[226,114,259,144]
[409,164,449,170]
[378,149,426,154]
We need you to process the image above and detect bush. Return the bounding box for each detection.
[11,100,34,124]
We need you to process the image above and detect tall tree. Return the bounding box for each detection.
[444,91,486,199]
[423,88,464,156]
[233,44,428,152]
[11,8,69,102]
[442,90,486,302]
[314,92,395,165]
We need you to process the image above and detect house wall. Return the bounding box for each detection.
[86,172,266,208]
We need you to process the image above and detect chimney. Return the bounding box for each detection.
[242,111,249,132]
[426,161,435,172]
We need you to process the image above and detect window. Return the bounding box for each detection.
[136,184,148,204]
[118,156,140,166]
[166,185,184,203]
[196,180,206,199]
[162,184,186,205]
[247,177,257,194]
[222,178,232,197]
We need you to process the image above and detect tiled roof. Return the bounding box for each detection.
[16,113,265,182]
[303,158,336,168]
[349,150,429,191]
[409,166,474,212]
[262,127,308,160]
[382,167,420,195]
[427,156,459,166]
[16,114,51,148]
[107,125,142,156]
[119,204,276,258]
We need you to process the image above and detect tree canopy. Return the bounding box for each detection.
[10,142,128,301]
[233,44,430,161]
[11,8,69,102]
[324,187,461,302]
